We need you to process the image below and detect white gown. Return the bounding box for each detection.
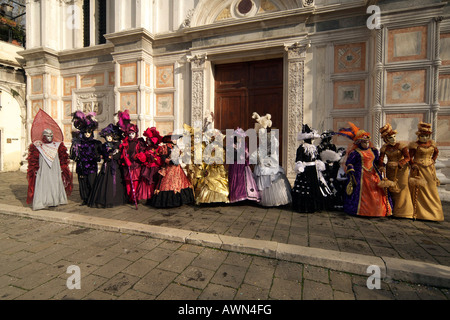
[33,147,68,211]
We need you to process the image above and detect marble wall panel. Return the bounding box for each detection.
[156,93,174,117]
[81,73,105,88]
[156,65,174,88]
[386,69,426,105]
[440,33,450,65]
[439,74,450,106]
[333,80,366,109]
[63,77,77,96]
[437,115,450,146]
[385,113,425,143]
[120,92,137,114]
[121,63,137,86]
[334,42,366,73]
[31,100,43,118]
[388,26,428,63]
[155,121,174,136]
[31,75,43,95]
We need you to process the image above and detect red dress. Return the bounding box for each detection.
[136,145,162,201]
[151,143,195,208]
[120,137,145,203]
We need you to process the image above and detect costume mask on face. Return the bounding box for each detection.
[85,132,92,139]
[387,134,396,145]
[419,134,430,143]
[43,129,54,143]
[129,132,136,140]
[360,139,370,150]
[106,135,113,142]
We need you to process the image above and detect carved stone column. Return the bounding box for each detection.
[372,26,384,149]
[285,41,309,178]
[432,16,443,141]
[188,53,208,126]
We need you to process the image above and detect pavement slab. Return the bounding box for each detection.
[0,171,450,300]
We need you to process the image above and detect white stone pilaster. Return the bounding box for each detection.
[372,26,384,149]
[188,53,208,126]
[285,41,310,178]
[114,61,121,113]
[432,16,443,141]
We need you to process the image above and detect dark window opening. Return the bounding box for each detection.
[98,0,107,44]
[83,0,90,47]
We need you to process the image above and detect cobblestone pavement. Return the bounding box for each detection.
[1,214,449,301]
[1,171,449,268]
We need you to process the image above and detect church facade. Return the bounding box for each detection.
[20,0,450,181]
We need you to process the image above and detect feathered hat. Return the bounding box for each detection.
[298,124,320,141]
[116,110,138,135]
[252,112,273,131]
[416,122,433,136]
[337,122,370,143]
[100,123,121,140]
[72,110,98,133]
[380,123,397,142]
[143,127,163,146]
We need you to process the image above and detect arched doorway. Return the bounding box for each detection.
[0,88,23,172]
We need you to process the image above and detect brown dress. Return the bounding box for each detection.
[409,140,444,222]
[379,142,414,219]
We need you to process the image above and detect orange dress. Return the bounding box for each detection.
[344,147,393,217]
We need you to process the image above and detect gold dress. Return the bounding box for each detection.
[409,140,444,221]
[195,163,230,204]
[187,163,205,197]
[183,124,206,198]
[379,143,414,219]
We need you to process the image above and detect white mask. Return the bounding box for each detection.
[43,129,54,143]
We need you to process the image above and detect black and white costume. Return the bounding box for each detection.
[292,125,331,213]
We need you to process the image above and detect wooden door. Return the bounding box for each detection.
[215,58,283,160]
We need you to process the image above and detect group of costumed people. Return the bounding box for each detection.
[26,109,444,222]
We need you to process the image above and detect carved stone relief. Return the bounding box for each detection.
[188,53,208,126]
[285,42,309,178]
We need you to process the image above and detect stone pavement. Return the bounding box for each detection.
[0,171,450,300]
[1,214,449,301]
